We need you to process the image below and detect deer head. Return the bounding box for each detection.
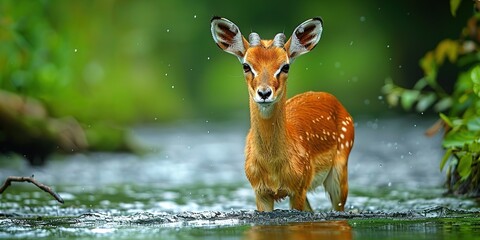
[211,17,323,118]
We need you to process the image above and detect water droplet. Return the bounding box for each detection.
[171,85,175,89]
[165,73,168,76]
[193,15,197,19]
[154,117,158,121]
[378,96,383,100]
[205,120,209,123]
[305,67,309,70]
[207,57,210,60]
[388,182,392,187]
[379,163,383,167]
[349,41,354,46]
[187,146,191,150]
[400,155,404,159]
[398,65,402,68]
[207,130,210,134]
[74,48,78,53]
[166,29,170,33]
[386,44,390,48]
[364,99,370,105]
[334,62,341,68]
[360,16,366,22]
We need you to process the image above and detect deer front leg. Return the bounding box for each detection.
[255,192,274,212]
[289,189,309,211]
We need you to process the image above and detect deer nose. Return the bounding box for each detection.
[257,88,272,100]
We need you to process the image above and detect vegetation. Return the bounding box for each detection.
[383,0,480,196]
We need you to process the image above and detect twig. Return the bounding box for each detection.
[0,176,64,204]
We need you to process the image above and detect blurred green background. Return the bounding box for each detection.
[0,0,472,125]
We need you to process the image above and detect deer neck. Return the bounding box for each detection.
[249,94,288,156]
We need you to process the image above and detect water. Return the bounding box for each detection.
[1,116,479,239]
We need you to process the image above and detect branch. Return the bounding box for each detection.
[0,176,64,204]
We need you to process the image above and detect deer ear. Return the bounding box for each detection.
[285,17,323,61]
[211,17,248,61]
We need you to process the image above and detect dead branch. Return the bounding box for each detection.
[0,176,64,204]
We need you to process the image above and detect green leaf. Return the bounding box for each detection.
[450,0,462,17]
[467,117,480,131]
[443,130,480,148]
[439,113,453,127]
[420,52,437,81]
[471,65,480,97]
[458,153,472,180]
[401,90,420,110]
[416,93,437,112]
[413,77,429,90]
[434,97,453,112]
[440,148,453,171]
[435,39,459,64]
[468,141,480,153]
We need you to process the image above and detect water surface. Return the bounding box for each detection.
[1,116,479,239]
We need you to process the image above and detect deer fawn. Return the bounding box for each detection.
[210,17,354,211]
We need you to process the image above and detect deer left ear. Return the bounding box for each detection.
[211,17,248,62]
[285,17,323,62]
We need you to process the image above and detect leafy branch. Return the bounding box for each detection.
[383,0,480,196]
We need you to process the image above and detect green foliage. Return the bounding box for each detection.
[0,0,187,124]
[383,5,480,195]
[451,0,463,17]
[0,1,73,99]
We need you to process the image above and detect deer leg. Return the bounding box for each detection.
[255,192,274,212]
[289,189,308,211]
[324,159,348,211]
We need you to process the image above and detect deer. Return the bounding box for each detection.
[210,16,354,212]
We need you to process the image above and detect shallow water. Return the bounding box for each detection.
[1,116,479,239]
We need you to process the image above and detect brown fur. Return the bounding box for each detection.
[243,43,354,212]
[211,17,354,211]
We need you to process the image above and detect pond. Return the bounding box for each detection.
[1,116,479,239]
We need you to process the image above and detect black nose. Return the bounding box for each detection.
[257,88,272,100]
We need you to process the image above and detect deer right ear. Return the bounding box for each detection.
[211,17,248,61]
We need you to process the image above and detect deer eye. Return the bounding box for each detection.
[281,64,290,73]
[242,63,251,73]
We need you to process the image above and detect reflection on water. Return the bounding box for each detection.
[245,221,352,240]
